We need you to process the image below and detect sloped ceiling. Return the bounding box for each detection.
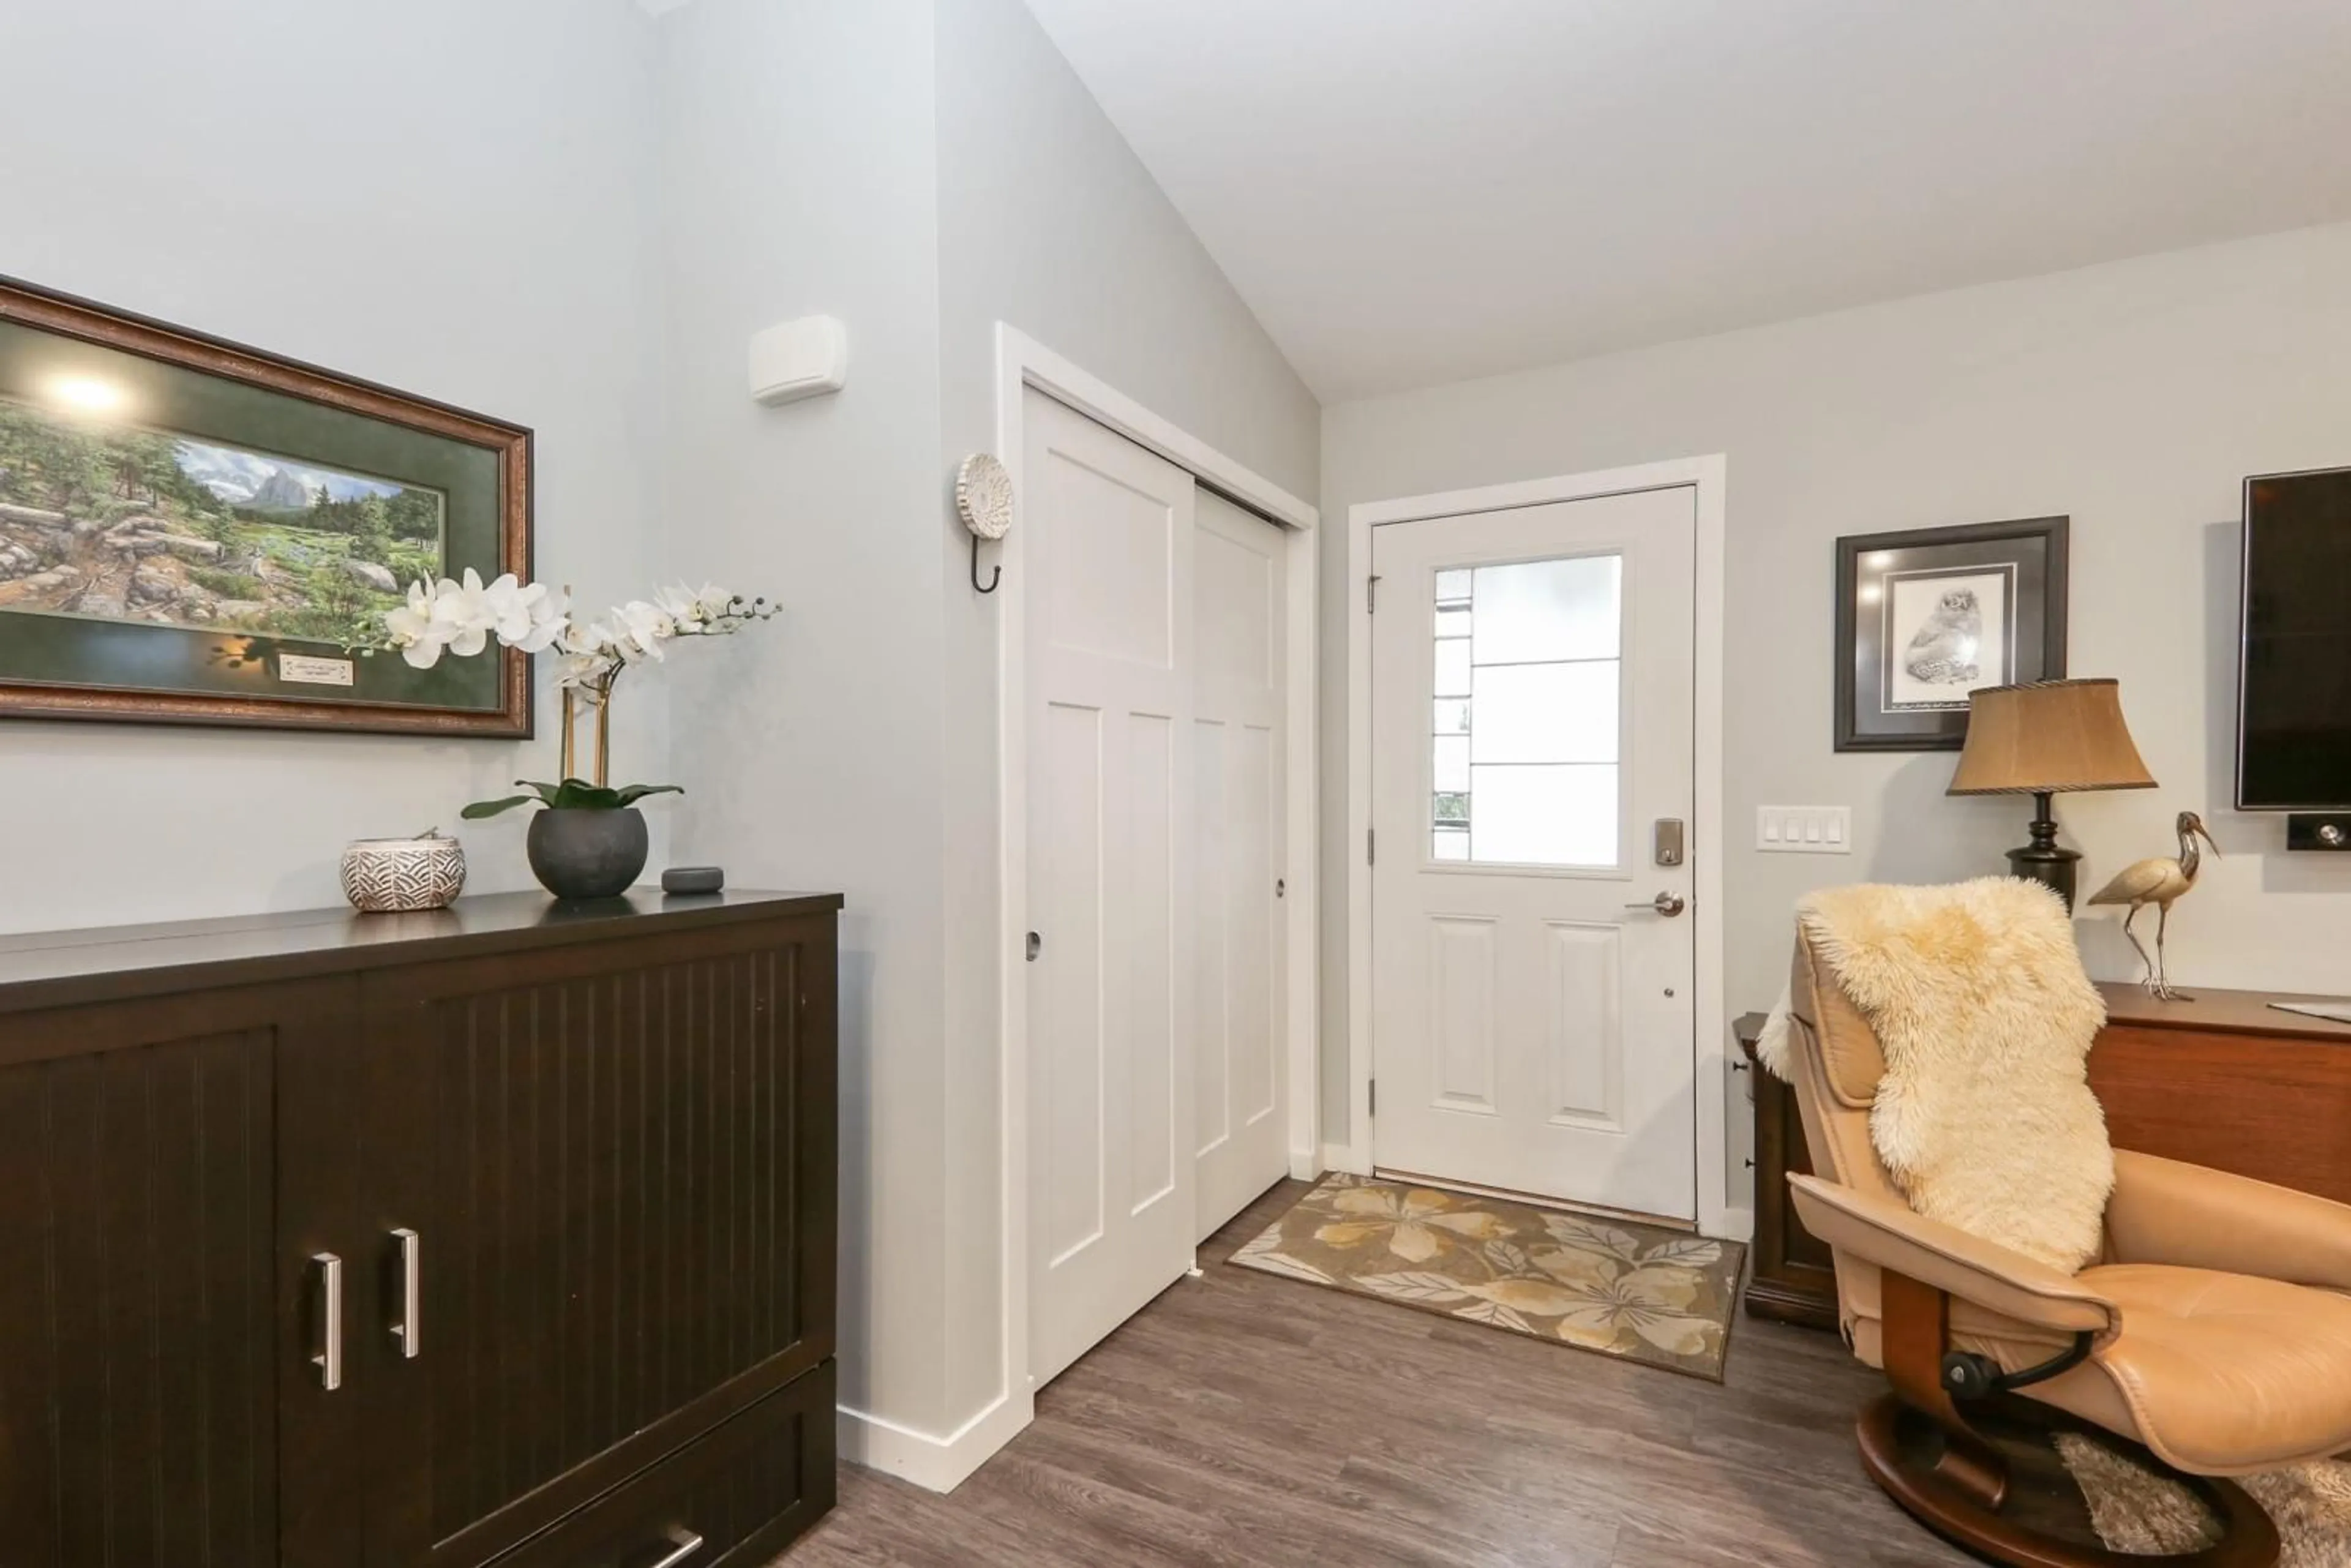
[1021,0,2351,399]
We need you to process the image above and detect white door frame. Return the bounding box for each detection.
[1338,457,1744,1243]
[994,323,1321,1436]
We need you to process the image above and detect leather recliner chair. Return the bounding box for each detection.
[1777,928,2351,1567]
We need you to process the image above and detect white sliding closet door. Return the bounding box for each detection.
[1026,389,1198,1386]
[1192,490,1288,1239]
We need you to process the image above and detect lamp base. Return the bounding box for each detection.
[2006,792,2080,912]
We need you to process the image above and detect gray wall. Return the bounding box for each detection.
[651,0,1316,1449]
[5,0,1314,1479]
[1319,221,2351,1211]
[650,0,954,1434]
[929,0,1319,1427]
[0,0,666,933]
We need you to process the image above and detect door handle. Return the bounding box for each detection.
[1625,891,1687,917]
[389,1228,421,1359]
[311,1251,343,1391]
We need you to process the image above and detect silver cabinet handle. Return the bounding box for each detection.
[312,1252,343,1391]
[390,1228,421,1359]
[1624,891,1687,917]
[642,1531,704,1568]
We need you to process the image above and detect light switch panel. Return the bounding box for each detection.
[1757,805,1851,853]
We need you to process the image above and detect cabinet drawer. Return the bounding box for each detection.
[493,1361,836,1568]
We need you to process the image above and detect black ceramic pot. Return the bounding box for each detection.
[526,807,649,900]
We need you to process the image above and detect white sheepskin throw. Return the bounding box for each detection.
[1776,877,2113,1272]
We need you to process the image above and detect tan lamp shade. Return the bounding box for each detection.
[1948,678,2158,796]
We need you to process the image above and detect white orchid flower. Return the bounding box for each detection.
[478,573,541,644]
[385,580,451,668]
[576,613,640,666]
[422,568,492,658]
[615,599,673,658]
[654,582,707,633]
[377,571,764,696]
[553,649,607,688]
[508,583,571,654]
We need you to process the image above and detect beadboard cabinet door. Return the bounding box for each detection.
[356,913,838,1568]
[0,978,364,1568]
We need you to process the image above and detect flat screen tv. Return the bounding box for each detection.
[2238,465,2351,811]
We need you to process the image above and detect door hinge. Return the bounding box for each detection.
[1366,827,1375,865]
[1369,1079,1377,1117]
[1366,574,1380,613]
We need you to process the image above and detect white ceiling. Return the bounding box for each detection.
[1019,0,2351,401]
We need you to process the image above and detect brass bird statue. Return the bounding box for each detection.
[2087,810,2219,1001]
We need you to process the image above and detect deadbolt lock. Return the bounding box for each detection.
[1654,819,1685,867]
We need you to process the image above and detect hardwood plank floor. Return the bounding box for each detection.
[783,1180,1981,1566]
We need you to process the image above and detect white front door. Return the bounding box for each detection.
[1368,485,1697,1220]
[1026,389,1196,1384]
[1191,489,1288,1239]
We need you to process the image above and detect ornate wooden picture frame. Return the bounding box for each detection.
[1834,516,2068,751]
[0,277,531,735]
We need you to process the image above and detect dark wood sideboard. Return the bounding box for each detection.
[1741,982,2351,1330]
[0,889,841,1567]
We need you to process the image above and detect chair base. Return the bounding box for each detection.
[1858,1394,2279,1568]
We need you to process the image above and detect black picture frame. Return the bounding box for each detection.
[1834,516,2068,752]
[0,276,532,737]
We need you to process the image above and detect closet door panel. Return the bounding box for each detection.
[1192,489,1289,1238]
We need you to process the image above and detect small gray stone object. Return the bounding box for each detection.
[661,865,725,895]
[342,557,400,593]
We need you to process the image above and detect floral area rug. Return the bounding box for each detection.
[1229,1174,1744,1381]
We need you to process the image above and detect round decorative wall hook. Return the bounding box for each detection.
[956,452,1013,593]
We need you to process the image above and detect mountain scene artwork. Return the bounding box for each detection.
[0,395,445,646]
[0,276,530,733]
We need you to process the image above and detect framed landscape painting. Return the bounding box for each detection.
[1833,516,2067,751]
[0,277,531,735]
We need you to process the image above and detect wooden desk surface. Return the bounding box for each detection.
[2097,981,2351,1043]
[0,888,845,1016]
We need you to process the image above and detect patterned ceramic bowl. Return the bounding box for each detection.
[340,831,467,913]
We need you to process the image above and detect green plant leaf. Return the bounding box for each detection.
[460,795,539,819]
[467,779,686,816]
[548,780,624,809]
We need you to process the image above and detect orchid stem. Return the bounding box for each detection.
[594,682,612,788]
[560,687,576,782]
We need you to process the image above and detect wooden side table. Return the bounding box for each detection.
[2089,981,2351,1204]
[1737,1011,1839,1330]
[1739,982,2351,1331]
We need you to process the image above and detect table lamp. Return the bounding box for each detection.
[1947,678,2156,910]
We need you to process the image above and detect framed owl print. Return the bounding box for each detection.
[1834,516,2068,751]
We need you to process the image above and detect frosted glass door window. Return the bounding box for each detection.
[1469,663,1618,763]
[1429,554,1624,866]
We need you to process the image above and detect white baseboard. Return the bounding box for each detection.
[1715,1205,1755,1244]
[836,1390,1033,1495]
[1319,1139,1373,1176]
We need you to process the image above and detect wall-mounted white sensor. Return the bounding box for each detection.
[748,315,847,405]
